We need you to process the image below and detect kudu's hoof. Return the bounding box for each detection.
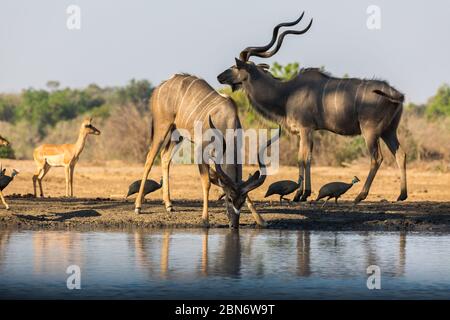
[256,220,268,228]
[135,208,141,214]
[292,192,303,203]
[202,219,210,228]
[165,205,174,213]
[353,194,366,204]
[397,193,408,202]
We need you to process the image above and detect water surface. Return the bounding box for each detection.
[1,229,449,299]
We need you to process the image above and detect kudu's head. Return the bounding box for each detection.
[81,118,101,136]
[208,116,280,228]
[0,135,10,147]
[217,12,313,91]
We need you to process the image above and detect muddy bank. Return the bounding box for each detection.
[1,195,450,231]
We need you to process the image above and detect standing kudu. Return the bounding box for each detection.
[134,73,279,228]
[218,12,407,203]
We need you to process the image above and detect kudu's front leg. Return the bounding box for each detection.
[0,190,9,210]
[246,196,267,227]
[161,142,176,212]
[135,132,168,214]
[294,130,313,202]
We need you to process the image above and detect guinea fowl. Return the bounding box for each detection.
[0,166,19,210]
[316,176,360,207]
[126,177,162,199]
[265,177,303,205]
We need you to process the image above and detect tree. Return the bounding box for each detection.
[46,81,60,91]
[270,62,300,80]
[426,84,450,118]
[117,79,153,113]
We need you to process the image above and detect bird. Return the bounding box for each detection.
[0,165,19,210]
[316,176,360,207]
[264,177,303,205]
[126,177,162,199]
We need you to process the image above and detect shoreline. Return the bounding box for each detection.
[1,196,450,232]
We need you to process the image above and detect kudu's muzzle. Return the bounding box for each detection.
[228,212,240,229]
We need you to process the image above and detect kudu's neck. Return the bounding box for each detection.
[74,129,89,157]
[243,74,287,123]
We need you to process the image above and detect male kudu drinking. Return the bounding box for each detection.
[218,12,407,203]
[134,74,279,228]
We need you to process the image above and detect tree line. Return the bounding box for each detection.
[0,64,449,164]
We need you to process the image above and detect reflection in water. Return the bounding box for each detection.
[297,231,311,277]
[33,231,83,274]
[127,229,409,280]
[218,229,241,277]
[0,230,11,270]
[200,229,208,276]
[397,232,406,276]
[160,229,171,279]
[2,229,449,299]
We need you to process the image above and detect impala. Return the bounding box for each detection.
[32,118,101,197]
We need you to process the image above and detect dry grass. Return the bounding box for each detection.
[1,159,449,202]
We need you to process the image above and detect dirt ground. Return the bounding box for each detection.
[0,159,450,231]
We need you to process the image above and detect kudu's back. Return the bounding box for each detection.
[151,74,239,136]
[150,73,242,183]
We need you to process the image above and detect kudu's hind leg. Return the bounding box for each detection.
[198,164,211,226]
[135,124,172,214]
[382,130,407,201]
[355,135,383,203]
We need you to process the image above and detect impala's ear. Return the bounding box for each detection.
[235,58,248,70]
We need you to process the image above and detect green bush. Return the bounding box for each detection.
[0,145,15,159]
[426,84,450,119]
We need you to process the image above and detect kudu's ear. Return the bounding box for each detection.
[235,58,248,70]
[241,170,266,194]
[208,167,222,187]
[257,63,270,71]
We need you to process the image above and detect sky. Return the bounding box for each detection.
[0,0,449,104]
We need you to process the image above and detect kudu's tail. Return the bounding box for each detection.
[373,89,405,104]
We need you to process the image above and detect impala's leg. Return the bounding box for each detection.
[135,124,172,214]
[37,163,50,198]
[0,190,9,210]
[69,165,75,197]
[33,169,42,198]
[64,166,70,197]
[161,142,176,213]
[382,130,407,201]
[33,161,45,197]
[300,129,313,201]
[355,134,383,203]
[198,164,211,225]
[246,196,266,227]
